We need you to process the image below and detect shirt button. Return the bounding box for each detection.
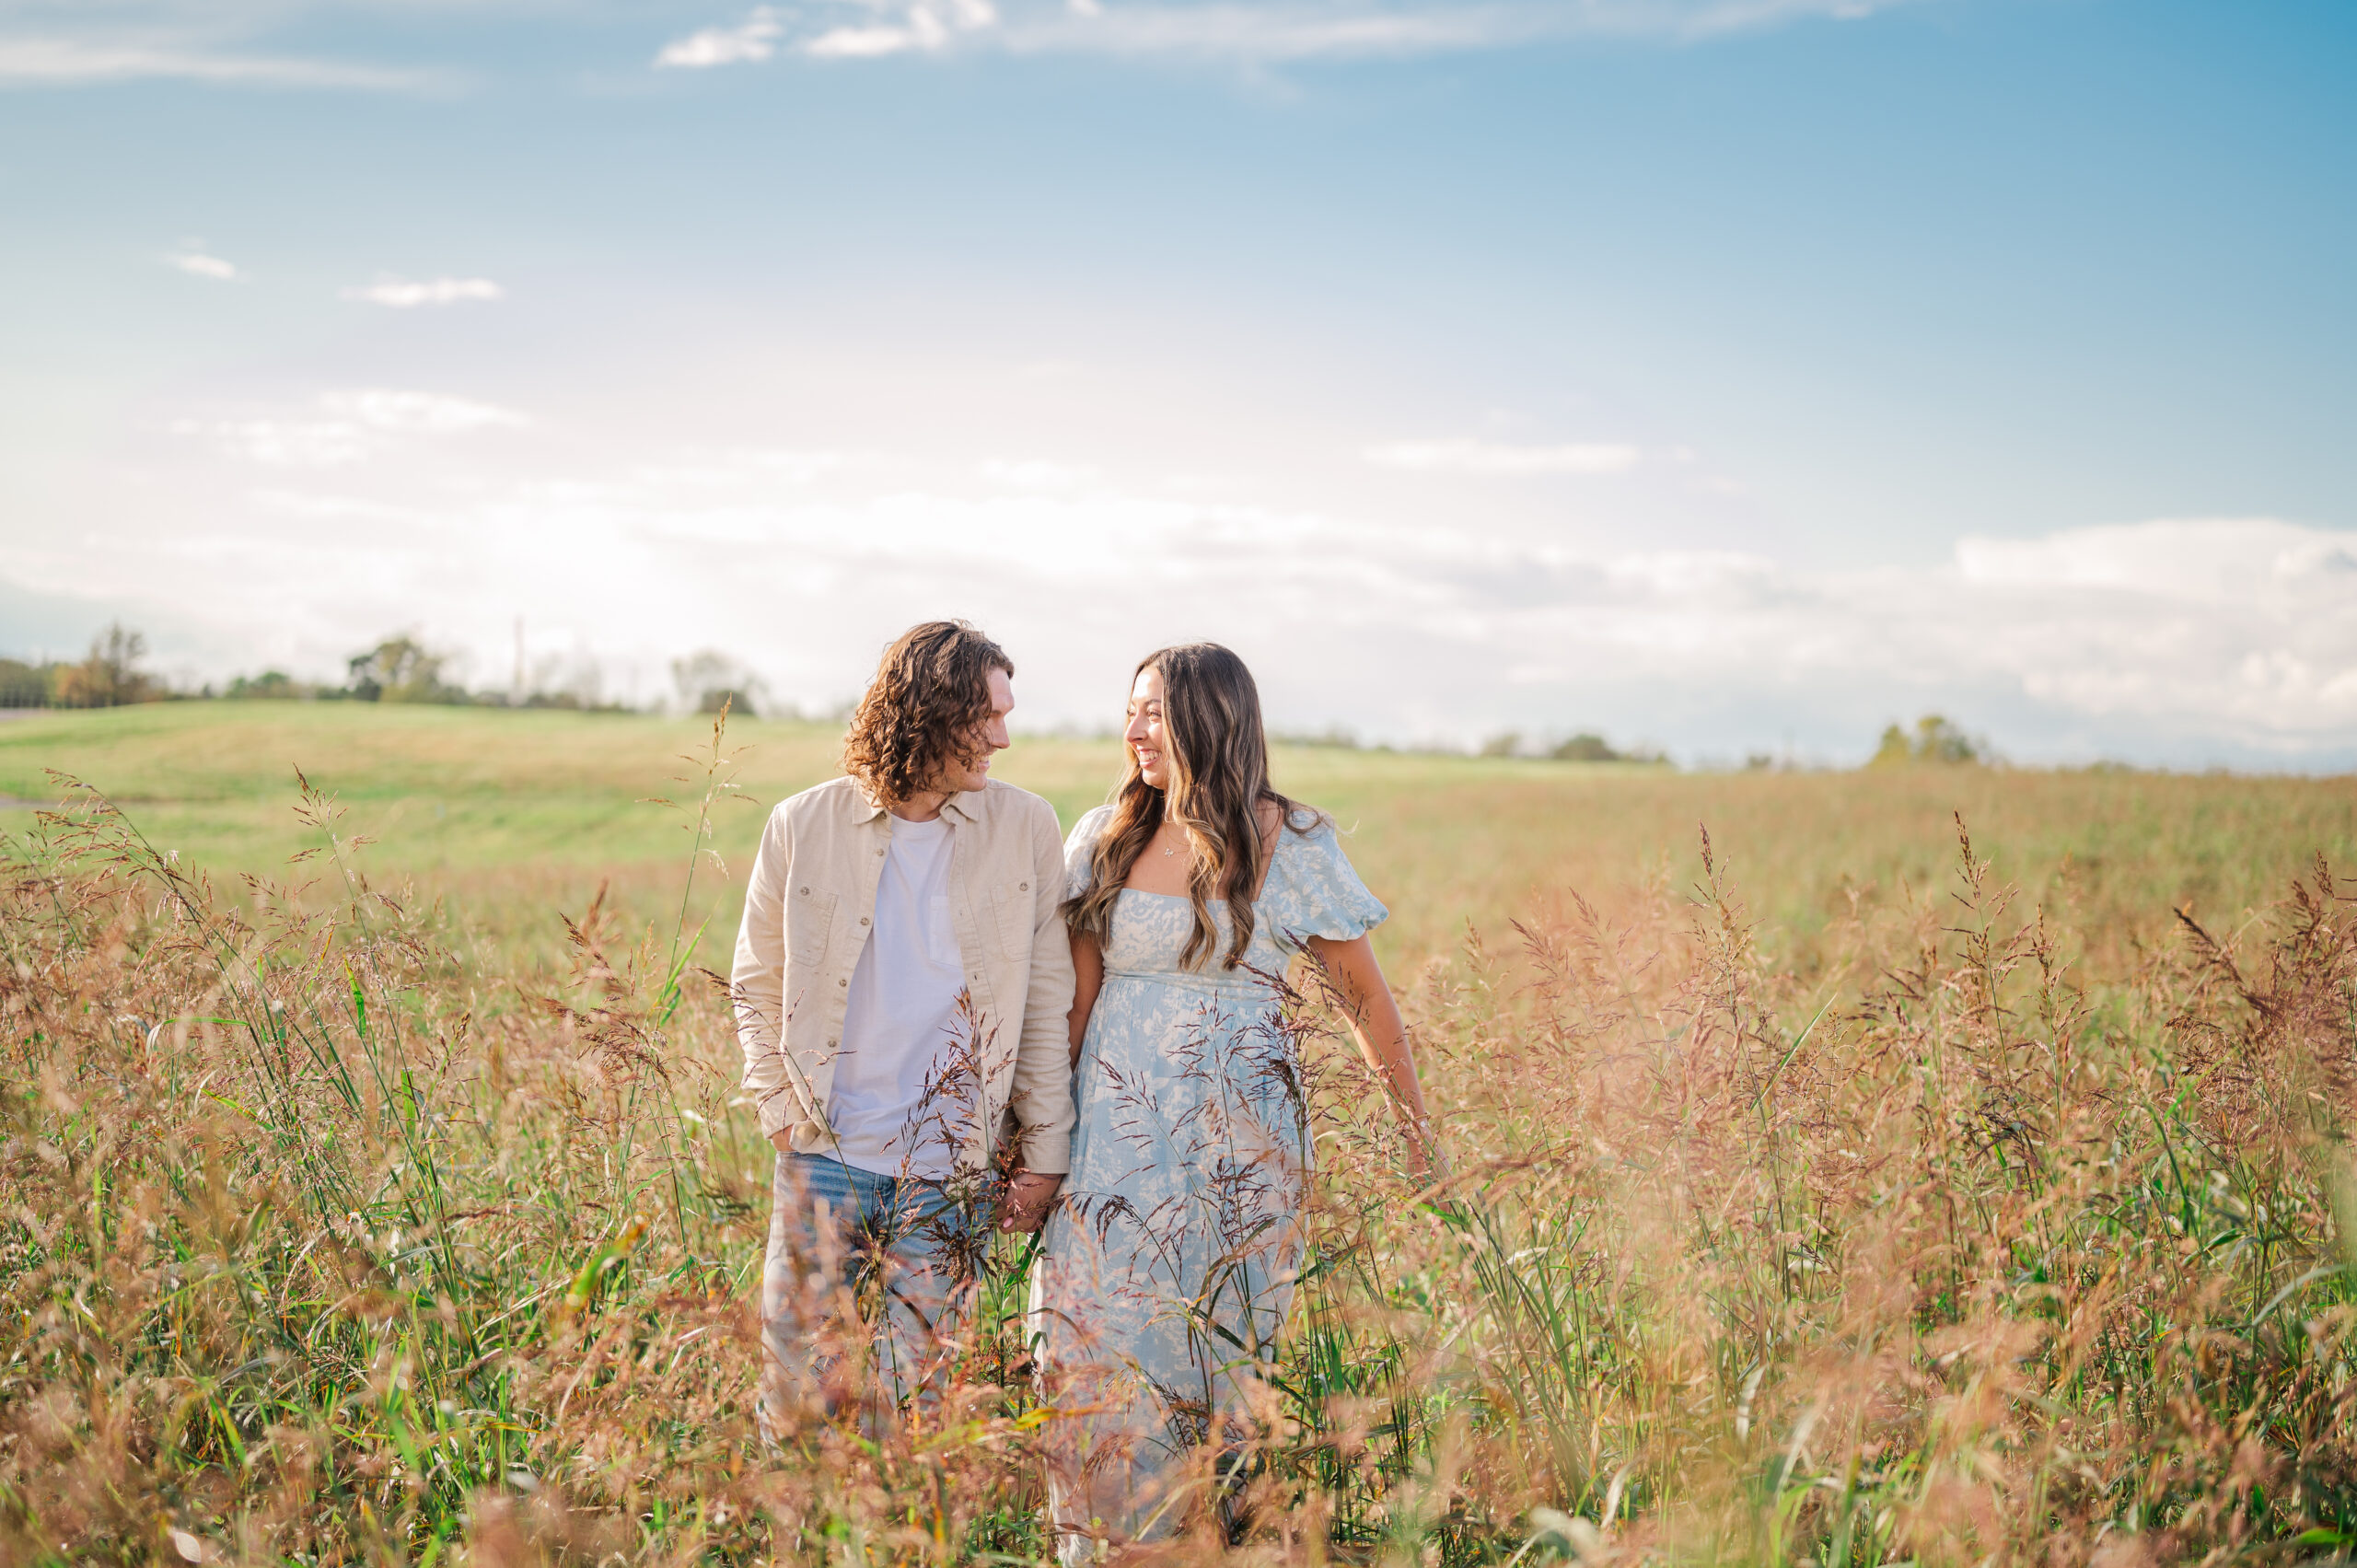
[860,916,870,925]
[876,848,886,857]
[838,978,847,987]
[798,886,810,895]
[1019,881,1028,891]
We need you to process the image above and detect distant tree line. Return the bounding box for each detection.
[0,624,161,708]
[3,624,2005,770]
[0,623,815,719]
[1476,729,1671,764]
[1468,714,1999,772]
[1868,714,1993,767]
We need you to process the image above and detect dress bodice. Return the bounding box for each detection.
[1098,889,1275,993]
[1064,806,1387,995]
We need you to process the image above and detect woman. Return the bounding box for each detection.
[1032,643,1434,1561]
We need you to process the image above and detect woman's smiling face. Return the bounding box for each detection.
[1124,665,1171,788]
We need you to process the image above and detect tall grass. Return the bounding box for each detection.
[2,758,2351,1564]
[1299,821,2357,1562]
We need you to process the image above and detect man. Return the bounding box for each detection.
[733,620,1074,1424]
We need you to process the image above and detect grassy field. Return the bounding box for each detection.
[4,702,2349,973]
[3,703,2354,1567]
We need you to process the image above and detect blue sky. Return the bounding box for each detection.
[2,0,2352,764]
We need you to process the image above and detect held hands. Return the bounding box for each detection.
[999,1170,1064,1234]
[765,1130,1063,1231]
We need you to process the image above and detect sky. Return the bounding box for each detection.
[1,0,2352,767]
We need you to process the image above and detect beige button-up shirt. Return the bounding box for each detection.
[731,775,1077,1175]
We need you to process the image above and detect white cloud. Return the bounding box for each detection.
[656,0,987,64]
[981,458,1095,489]
[804,0,995,57]
[168,250,238,281]
[1364,437,1643,475]
[653,0,1921,67]
[1462,517,2357,750]
[805,21,936,56]
[1049,0,1920,55]
[1954,517,2357,605]
[174,416,372,468]
[0,36,443,90]
[172,389,528,467]
[6,0,1920,94]
[655,6,784,66]
[102,412,2357,759]
[59,379,2357,764]
[324,389,527,435]
[340,276,504,308]
[1013,2,1540,59]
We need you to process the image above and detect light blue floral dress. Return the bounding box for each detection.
[1032,805,1387,1557]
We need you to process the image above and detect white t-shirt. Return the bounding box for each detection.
[830,813,971,1179]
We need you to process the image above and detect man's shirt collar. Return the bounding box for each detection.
[853,784,982,825]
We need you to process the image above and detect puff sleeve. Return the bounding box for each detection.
[1063,804,1117,904]
[1266,816,1387,948]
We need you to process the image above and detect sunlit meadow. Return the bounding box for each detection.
[2,704,2353,1565]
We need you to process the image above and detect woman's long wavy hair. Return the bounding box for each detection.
[1067,644,1315,971]
[841,621,1012,807]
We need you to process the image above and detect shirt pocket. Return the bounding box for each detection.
[786,882,839,965]
[985,877,1039,960]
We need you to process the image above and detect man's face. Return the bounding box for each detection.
[942,668,1015,795]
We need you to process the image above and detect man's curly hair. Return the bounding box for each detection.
[842,621,1014,807]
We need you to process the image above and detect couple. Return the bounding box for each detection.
[731,620,1433,1558]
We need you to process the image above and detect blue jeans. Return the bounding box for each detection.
[760,1151,982,1432]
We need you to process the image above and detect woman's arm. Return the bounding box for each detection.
[1068,929,1104,1069]
[1305,934,1435,1175]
